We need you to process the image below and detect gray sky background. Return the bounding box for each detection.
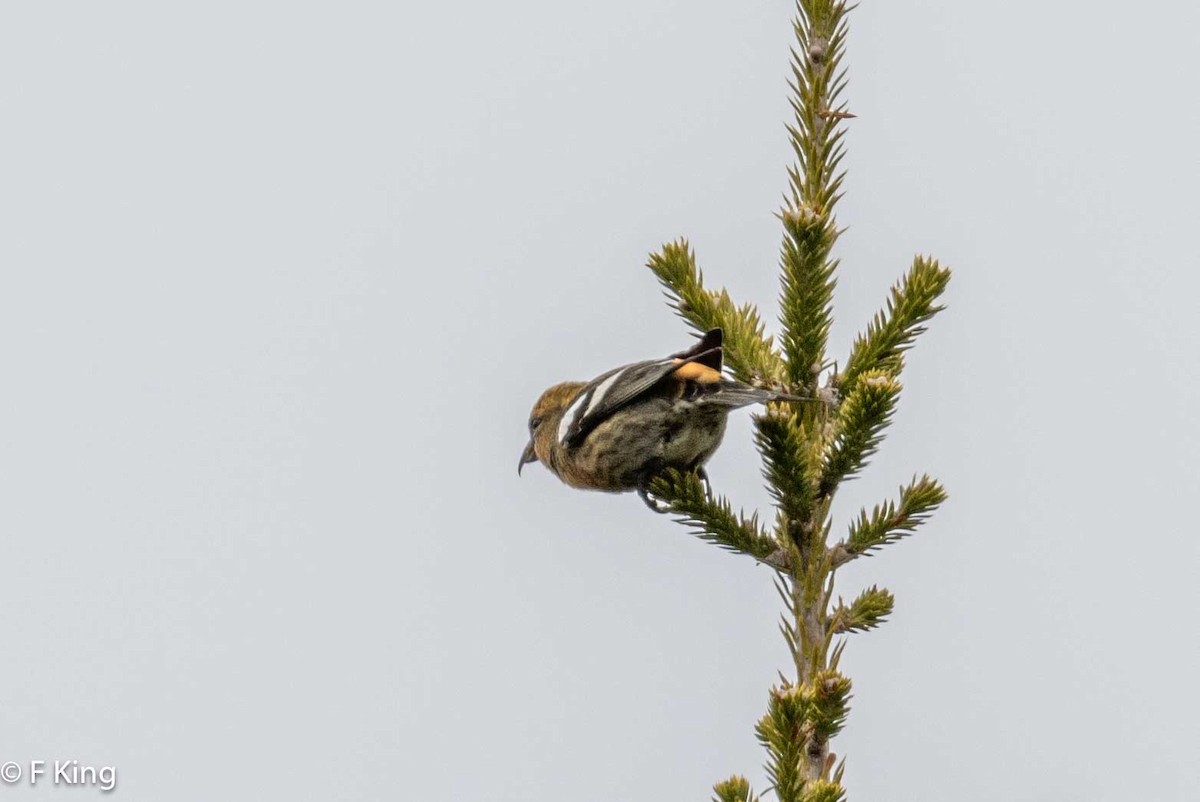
[2,1,1198,800]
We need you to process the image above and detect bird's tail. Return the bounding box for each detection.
[711,381,809,409]
[670,328,724,370]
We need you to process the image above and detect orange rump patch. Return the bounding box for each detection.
[671,361,722,384]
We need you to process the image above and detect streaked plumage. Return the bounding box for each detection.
[518,329,787,505]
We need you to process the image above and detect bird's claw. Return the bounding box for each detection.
[637,480,671,514]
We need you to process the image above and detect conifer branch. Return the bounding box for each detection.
[830,586,894,634]
[808,669,853,748]
[821,371,901,494]
[756,685,809,802]
[755,408,821,547]
[834,475,947,564]
[648,240,785,385]
[713,775,759,802]
[800,782,848,802]
[633,2,949,798]
[648,470,783,566]
[841,256,952,389]
[756,672,853,802]
[777,1,853,391]
[779,204,837,391]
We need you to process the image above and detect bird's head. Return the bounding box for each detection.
[518,381,586,476]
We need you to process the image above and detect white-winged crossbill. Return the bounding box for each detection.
[518,329,789,509]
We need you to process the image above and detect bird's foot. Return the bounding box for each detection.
[636,475,671,514]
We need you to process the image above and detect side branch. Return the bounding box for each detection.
[830,585,894,634]
[647,240,785,385]
[841,256,951,389]
[713,775,760,802]
[820,371,901,495]
[831,474,947,567]
[755,408,821,551]
[649,470,785,568]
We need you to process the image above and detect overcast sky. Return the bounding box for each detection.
[2,1,1198,800]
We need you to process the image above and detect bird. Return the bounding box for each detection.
[518,328,791,510]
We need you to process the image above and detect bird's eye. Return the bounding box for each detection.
[529,416,543,430]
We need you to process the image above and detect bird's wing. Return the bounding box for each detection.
[556,329,725,448]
